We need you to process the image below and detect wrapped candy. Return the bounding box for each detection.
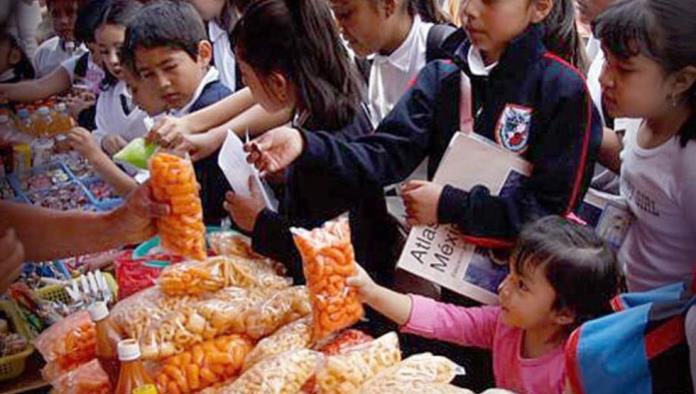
[154,334,253,393]
[291,217,363,341]
[242,316,312,371]
[149,152,206,260]
[215,349,321,394]
[244,286,312,339]
[358,353,460,394]
[316,332,401,394]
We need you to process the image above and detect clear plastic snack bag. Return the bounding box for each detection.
[216,349,322,394]
[242,315,313,371]
[358,353,461,394]
[291,216,363,341]
[34,311,96,380]
[243,285,312,339]
[149,151,206,261]
[49,359,111,394]
[316,332,401,394]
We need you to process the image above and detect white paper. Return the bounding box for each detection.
[218,130,275,210]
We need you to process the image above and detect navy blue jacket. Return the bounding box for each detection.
[189,80,232,225]
[251,106,400,284]
[293,25,602,246]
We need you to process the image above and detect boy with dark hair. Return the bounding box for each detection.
[122,0,232,224]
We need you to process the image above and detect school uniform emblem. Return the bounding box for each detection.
[495,104,532,153]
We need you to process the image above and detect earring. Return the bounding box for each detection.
[669,93,679,107]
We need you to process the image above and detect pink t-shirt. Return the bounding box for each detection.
[401,295,566,394]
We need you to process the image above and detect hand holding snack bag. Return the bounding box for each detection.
[291,216,363,341]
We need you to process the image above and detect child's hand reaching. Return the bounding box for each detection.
[401,180,444,226]
[346,263,378,302]
[102,135,128,156]
[347,263,413,326]
[67,127,100,160]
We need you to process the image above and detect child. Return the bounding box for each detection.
[348,215,622,393]
[223,0,397,283]
[246,0,599,248]
[330,0,452,126]
[121,0,233,224]
[0,29,35,83]
[33,0,87,78]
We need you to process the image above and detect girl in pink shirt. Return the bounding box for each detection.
[348,216,622,393]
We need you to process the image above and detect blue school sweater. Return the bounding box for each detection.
[292,25,602,246]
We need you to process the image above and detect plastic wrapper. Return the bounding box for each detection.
[115,251,183,299]
[215,349,321,394]
[317,329,373,356]
[244,285,312,339]
[154,334,253,393]
[34,311,96,380]
[316,332,401,394]
[358,353,460,394]
[419,384,475,394]
[243,316,312,371]
[159,256,291,297]
[208,231,287,276]
[291,217,363,340]
[113,137,157,170]
[150,151,206,260]
[49,359,111,394]
[195,287,268,335]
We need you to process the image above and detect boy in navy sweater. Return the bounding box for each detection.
[121,0,232,224]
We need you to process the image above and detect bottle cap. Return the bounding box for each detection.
[55,103,67,112]
[117,339,141,361]
[17,109,29,118]
[87,301,109,321]
[37,107,50,115]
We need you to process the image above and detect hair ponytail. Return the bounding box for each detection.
[542,0,589,72]
[408,0,450,24]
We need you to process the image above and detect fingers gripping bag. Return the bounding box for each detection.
[149,151,206,261]
[34,311,96,380]
[243,285,312,339]
[215,349,322,394]
[158,256,290,297]
[315,332,401,394]
[49,359,112,394]
[358,353,461,394]
[242,315,313,371]
[291,216,364,341]
[154,334,254,394]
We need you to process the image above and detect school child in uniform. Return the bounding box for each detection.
[33,0,87,78]
[222,0,397,284]
[246,0,599,251]
[593,0,696,388]
[348,215,622,393]
[330,0,450,126]
[0,30,35,83]
[121,0,233,224]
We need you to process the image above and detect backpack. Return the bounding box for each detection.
[566,280,696,394]
[355,23,466,83]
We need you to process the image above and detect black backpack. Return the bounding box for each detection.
[355,23,466,83]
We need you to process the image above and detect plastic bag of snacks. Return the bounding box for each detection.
[419,384,475,394]
[208,232,287,276]
[317,329,374,356]
[244,286,312,339]
[291,216,363,340]
[216,349,322,394]
[154,334,254,393]
[243,316,312,371]
[115,251,183,299]
[316,332,401,394]
[358,353,460,393]
[159,256,290,297]
[196,287,268,335]
[49,359,111,394]
[34,311,96,380]
[149,151,206,261]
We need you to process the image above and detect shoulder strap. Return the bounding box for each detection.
[426,23,458,63]
[73,52,90,79]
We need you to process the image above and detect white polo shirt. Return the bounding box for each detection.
[33,36,87,78]
[368,15,434,127]
[209,21,236,92]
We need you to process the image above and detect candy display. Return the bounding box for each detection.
[85,178,119,201]
[0,178,14,199]
[292,216,364,341]
[27,183,91,210]
[19,164,70,191]
[149,152,207,260]
[154,334,254,393]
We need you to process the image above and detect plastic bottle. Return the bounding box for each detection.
[114,339,157,394]
[32,106,53,136]
[52,103,73,134]
[15,109,33,135]
[88,302,122,385]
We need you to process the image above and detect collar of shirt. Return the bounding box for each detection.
[0,69,16,83]
[171,66,220,117]
[372,15,424,72]
[467,46,498,76]
[208,21,227,43]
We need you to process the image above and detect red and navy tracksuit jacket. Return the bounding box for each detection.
[293,24,603,246]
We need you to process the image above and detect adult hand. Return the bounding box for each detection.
[107,182,170,245]
[244,126,304,176]
[0,229,24,294]
[401,180,444,227]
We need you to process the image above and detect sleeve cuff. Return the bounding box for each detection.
[251,208,304,283]
[251,208,284,256]
[400,294,437,336]
[437,185,468,225]
[295,128,327,169]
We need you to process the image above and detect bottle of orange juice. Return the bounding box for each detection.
[88,302,122,386]
[115,339,157,394]
[52,103,73,134]
[32,106,53,136]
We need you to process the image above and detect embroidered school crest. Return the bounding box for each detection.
[495,104,532,153]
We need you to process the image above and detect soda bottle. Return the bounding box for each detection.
[114,339,157,394]
[88,301,122,385]
[15,108,33,135]
[32,106,53,136]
